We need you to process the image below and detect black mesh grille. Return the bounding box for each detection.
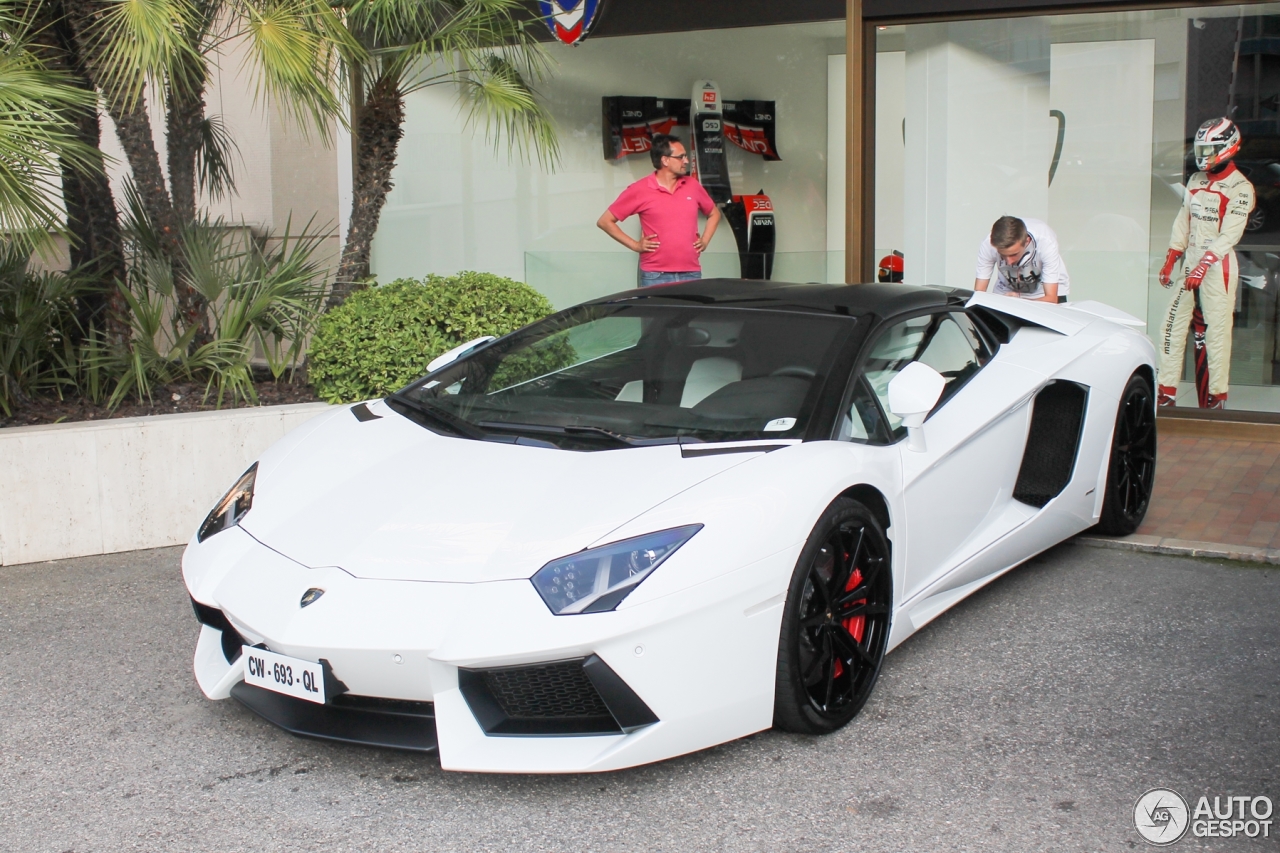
[1013,381,1089,508]
[459,655,659,736]
[483,661,611,719]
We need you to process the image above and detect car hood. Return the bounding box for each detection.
[239,401,757,583]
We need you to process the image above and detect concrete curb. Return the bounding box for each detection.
[1074,533,1280,565]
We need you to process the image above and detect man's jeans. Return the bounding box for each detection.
[639,270,702,287]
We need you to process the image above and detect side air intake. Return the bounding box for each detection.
[1013,381,1089,508]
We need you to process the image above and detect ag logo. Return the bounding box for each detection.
[538,0,602,46]
[1134,788,1190,845]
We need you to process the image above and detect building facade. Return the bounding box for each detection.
[369,0,1280,417]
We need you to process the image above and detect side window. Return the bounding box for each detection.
[836,377,891,444]
[862,312,988,436]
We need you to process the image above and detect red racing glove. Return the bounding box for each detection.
[1185,251,1220,289]
[1158,248,1183,287]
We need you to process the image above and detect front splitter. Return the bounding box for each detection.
[231,682,438,753]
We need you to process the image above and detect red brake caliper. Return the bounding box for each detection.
[843,567,867,644]
[831,559,867,679]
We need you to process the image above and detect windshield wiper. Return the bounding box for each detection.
[387,394,488,441]
[564,425,682,446]
[476,421,679,447]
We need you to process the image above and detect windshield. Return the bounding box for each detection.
[391,304,854,450]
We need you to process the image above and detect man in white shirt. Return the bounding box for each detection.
[974,216,1070,303]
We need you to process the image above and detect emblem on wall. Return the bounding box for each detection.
[538,0,603,46]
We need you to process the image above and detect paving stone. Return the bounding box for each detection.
[1138,432,1280,551]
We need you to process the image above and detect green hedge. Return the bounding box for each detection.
[308,272,556,404]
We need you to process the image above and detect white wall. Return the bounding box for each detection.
[1048,40,1155,320]
[372,22,846,288]
[901,20,1054,288]
[873,51,906,268]
[826,54,846,259]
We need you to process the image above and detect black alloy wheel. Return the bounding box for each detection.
[774,498,892,734]
[1096,372,1157,535]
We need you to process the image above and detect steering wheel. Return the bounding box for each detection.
[771,366,817,379]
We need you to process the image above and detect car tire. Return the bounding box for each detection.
[1096,372,1157,536]
[773,497,892,735]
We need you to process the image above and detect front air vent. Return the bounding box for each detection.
[1013,381,1089,508]
[485,659,613,719]
[459,655,658,736]
[351,402,381,422]
[191,598,247,664]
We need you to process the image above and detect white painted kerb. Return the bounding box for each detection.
[0,402,333,565]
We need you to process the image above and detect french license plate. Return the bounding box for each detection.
[242,646,326,704]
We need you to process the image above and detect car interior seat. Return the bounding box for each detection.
[615,380,643,402]
[679,357,743,408]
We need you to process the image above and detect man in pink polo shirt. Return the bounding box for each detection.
[597,134,722,287]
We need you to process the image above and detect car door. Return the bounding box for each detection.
[861,310,1043,605]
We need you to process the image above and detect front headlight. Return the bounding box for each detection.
[198,463,258,542]
[531,525,702,615]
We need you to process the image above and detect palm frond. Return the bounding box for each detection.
[118,180,166,261]
[195,113,240,201]
[458,53,559,170]
[89,0,205,109]
[233,0,354,138]
[0,29,103,251]
[347,0,559,169]
[0,241,85,415]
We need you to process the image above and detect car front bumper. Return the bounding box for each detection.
[183,526,797,773]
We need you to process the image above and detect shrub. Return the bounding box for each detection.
[308,272,557,403]
[0,244,83,416]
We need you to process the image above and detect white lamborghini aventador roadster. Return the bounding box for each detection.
[183,280,1157,773]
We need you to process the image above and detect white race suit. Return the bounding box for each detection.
[1158,163,1254,397]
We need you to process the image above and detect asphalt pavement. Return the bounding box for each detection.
[1,544,1277,852]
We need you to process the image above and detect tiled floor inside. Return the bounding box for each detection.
[1142,433,1280,547]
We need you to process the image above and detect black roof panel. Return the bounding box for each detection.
[590,278,964,318]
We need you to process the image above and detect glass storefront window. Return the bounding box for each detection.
[372,21,847,308]
[877,5,1280,413]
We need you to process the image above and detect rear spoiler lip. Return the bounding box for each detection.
[964,291,1143,335]
[1062,299,1146,327]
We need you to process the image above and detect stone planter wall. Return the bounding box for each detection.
[0,402,332,565]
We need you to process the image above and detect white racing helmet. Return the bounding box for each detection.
[1193,117,1241,171]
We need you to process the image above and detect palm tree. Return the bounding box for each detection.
[18,0,128,337]
[15,0,556,333]
[51,0,348,341]
[328,0,559,307]
[0,6,100,253]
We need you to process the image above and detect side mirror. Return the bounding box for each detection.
[427,336,496,373]
[887,361,946,452]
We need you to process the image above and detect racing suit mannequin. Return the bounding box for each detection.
[1157,163,1254,407]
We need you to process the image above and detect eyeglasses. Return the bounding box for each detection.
[664,153,690,161]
